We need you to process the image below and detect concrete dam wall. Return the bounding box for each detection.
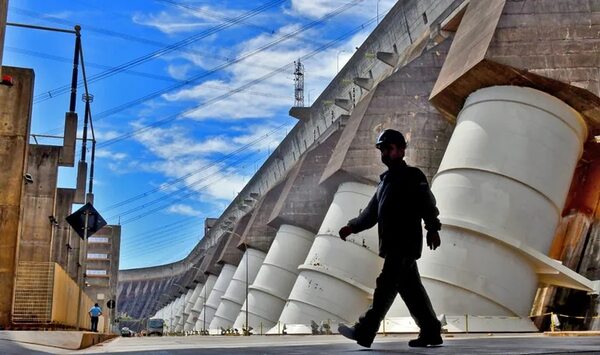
[119,0,600,333]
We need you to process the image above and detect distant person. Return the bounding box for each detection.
[337,129,443,348]
[89,303,103,332]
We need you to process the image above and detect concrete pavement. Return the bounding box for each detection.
[2,333,600,354]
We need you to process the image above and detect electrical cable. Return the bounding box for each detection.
[18,0,287,102]
[106,150,259,221]
[11,5,285,75]
[117,145,276,225]
[101,10,383,239]
[155,0,331,49]
[102,123,288,212]
[120,230,201,258]
[87,0,363,121]
[96,3,366,150]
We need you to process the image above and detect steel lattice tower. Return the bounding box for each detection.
[294,60,304,107]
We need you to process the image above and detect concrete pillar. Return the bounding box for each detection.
[0,67,33,327]
[19,145,61,262]
[52,189,75,270]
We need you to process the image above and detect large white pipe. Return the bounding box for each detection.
[232,225,315,332]
[167,300,175,330]
[183,284,202,331]
[168,297,181,331]
[276,182,382,334]
[184,284,202,321]
[198,263,236,331]
[174,293,188,332]
[176,289,194,331]
[394,86,587,332]
[209,248,266,333]
[191,274,218,331]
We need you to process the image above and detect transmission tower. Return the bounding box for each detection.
[294,60,304,107]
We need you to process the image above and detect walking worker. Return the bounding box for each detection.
[89,303,103,332]
[337,129,443,348]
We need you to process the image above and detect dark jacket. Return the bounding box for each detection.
[348,161,441,259]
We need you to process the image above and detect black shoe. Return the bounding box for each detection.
[338,324,372,348]
[408,333,443,347]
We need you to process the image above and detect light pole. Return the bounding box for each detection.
[377,0,382,24]
[189,265,203,334]
[203,280,208,334]
[245,243,249,336]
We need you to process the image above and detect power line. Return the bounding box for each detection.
[96,2,366,150]
[106,150,260,221]
[19,0,287,102]
[10,6,284,74]
[87,0,363,122]
[116,139,283,225]
[120,230,201,258]
[124,219,201,245]
[94,10,381,241]
[156,0,331,49]
[121,229,200,254]
[6,46,291,101]
[113,11,384,251]
[122,219,202,246]
[103,123,288,212]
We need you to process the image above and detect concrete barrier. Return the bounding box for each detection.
[0,331,117,350]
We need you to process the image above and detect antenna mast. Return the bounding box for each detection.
[294,60,304,107]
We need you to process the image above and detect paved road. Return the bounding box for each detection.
[2,333,600,354]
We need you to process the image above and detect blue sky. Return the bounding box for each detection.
[4,0,394,269]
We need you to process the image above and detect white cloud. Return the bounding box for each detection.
[167,64,192,80]
[162,25,318,120]
[289,0,348,19]
[131,123,230,160]
[158,10,378,121]
[232,124,288,152]
[147,157,249,202]
[132,4,246,34]
[115,1,382,210]
[94,129,122,141]
[167,204,202,216]
[132,11,214,34]
[95,149,127,161]
[288,0,397,20]
[128,121,289,203]
[44,11,75,20]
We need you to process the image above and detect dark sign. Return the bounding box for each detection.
[107,299,116,309]
[65,202,107,239]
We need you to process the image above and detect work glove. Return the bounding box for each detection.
[426,230,441,250]
[338,225,353,241]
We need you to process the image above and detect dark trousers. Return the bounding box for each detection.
[355,257,440,344]
[90,316,99,332]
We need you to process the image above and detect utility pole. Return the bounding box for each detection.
[245,245,249,335]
